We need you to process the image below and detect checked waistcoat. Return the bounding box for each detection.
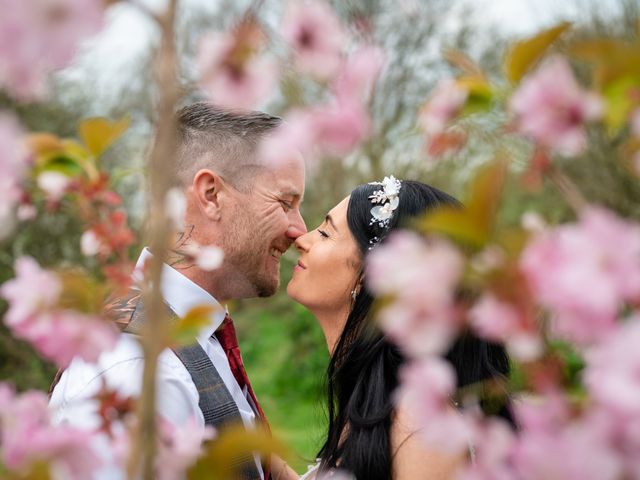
[105,290,264,480]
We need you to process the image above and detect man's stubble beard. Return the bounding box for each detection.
[222,207,280,298]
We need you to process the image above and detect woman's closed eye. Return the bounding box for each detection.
[318,229,330,238]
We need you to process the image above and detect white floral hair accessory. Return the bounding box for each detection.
[367,175,402,248]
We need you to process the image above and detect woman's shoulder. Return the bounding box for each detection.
[390,397,465,480]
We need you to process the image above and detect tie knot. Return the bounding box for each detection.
[216,314,239,351]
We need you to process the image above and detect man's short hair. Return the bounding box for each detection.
[175,102,282,191]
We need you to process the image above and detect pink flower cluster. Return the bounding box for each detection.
[418,79,468,138]
[367,231,464,356]
[0,383,101,479]
[281,0,345,80]
[0,256,118,367]
[507,398,623,480]
[0,0,104,100]
[510,56,603,157]
[258,45,384,168]
[0,112,28,235]
[469,293,542,361]
[520,207,640,346]
[583,318,640,475]
[398,358,474,454]
[198,2,383,163]
[156,417,215,480]
[197,19,278,110]
[456,390,640,480]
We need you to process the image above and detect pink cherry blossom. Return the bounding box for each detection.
[281,0,345,80]
[469,293,543,361]
[256,114,314,169]
[165,187,187,231]
[31,310,118,367]
[510,56,603,157]
[397,357,474,454]
[367,231,464,356]
[183,243,224,272]
[504,393,623,480]
[586,405,640,479]
[334,45,385,103]
[0,383,102,479]
[520,207,640,346]
[16,203,37,221]
[510,415,622,480]
[80,229,102,256]
[0,256,118,367]
[37,171,71,201]
[195,246,224,271]
[197,25,278,110]
[418,79,468,138]
[1,256,61,329]
[156,416,215,480]
[0,0,104,100]
[456,418,515,480]
[260,102,370,168]
[0,112,28,235]
[305,99,371,157]
[584,317,640,419]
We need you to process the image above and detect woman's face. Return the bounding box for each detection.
[287,196,362,315]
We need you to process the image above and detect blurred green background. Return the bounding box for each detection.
[1,0,639,473]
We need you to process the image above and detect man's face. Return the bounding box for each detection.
[221,157,306,297]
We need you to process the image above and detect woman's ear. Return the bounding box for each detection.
[192,169,225,221]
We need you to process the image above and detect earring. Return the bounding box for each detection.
[351,289,357,301]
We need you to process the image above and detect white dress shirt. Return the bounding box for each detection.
[49,248,262,479]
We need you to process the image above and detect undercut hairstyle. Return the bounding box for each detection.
[318,181,514,480]
[175,102,282,191]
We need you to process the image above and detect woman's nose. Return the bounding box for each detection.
[294,230,312,252]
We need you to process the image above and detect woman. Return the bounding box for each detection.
[273,178,511,480]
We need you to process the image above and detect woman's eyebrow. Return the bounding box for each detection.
[325,214,339,232]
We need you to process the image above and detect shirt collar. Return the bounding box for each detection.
[133,248,225,341]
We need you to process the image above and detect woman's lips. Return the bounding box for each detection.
[293,260,307,272]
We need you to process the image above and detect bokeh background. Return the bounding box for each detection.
[1,0,639,470]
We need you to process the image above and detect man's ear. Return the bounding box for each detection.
[192,169,226,221]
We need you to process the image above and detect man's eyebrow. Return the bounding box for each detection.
[325,214,338,232]
[280,190,302,200]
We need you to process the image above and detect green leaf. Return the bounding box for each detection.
[170,305,218,346]
[79,117,131,158]
[505,22,572,83]
[569,39,640,89]
[57,269,109,315]
[602,76,640,134]
[188,426,288,480]
[458,76,494,115]
[28,134,93,178]
[418,158,509,249]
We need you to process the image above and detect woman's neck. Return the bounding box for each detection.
[312,307,350,353]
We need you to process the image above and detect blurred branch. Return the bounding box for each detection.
[548,165,588,213]
[127,0,181,479]
[126,0,163,26]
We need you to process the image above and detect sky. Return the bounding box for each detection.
[62,0,630,112]
[78,0,626,69]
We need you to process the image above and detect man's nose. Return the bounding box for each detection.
[286,209,307,240]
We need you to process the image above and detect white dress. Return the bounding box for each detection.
[299,463,319,480]
[299,462,353,480]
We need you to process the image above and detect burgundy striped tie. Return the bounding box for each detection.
[215,314,271,478]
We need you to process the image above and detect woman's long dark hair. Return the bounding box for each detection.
[318,181,512,480]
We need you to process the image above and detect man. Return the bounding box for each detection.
[49,103,306,479]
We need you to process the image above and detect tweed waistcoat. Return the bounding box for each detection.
[107,291,263,480]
